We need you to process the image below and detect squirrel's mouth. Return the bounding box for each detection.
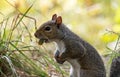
[38,38,49,45]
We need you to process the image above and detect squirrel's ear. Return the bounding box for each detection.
[56,16,62,25]
[52,14,57,20]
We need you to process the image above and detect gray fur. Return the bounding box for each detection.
[56,24,106,77]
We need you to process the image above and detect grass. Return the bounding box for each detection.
[106,30,120,63]
[104,30,120,77]
[0,3,68,77]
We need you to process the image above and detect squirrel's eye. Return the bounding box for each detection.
[44,26,51,31]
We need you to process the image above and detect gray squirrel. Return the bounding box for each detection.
[34,14,119,77]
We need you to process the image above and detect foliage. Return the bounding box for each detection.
[0,1,66,77]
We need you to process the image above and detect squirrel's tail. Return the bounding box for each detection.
[109,56,120,77]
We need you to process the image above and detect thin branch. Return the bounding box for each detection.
[106,29,120,36]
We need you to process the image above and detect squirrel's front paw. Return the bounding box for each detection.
[54,50,66,64]
[55,57,66,64]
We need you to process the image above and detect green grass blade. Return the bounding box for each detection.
[13,4,33,31]
[9,42,48,76]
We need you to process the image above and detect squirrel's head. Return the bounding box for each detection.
[34,14,64,45]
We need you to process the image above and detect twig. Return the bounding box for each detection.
[106,29,120,36]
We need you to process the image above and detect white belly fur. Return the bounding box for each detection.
[54,40,66,55]
[68,59,80,77]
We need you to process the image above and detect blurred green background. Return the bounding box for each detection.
[0,0,120,77]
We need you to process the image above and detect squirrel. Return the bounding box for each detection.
[34,14,106,77]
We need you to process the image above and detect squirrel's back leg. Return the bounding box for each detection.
[80,69,106,77]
